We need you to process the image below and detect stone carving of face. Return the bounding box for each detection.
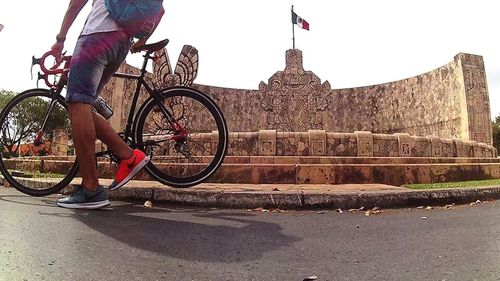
[284,66,305,89]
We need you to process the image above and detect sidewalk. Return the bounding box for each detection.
[71,179,500,210]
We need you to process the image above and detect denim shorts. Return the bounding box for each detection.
[66,31,132,104]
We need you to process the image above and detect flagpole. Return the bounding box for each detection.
[291,5,295,49]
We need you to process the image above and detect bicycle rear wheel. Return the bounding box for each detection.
[133,86,228,188]
[0,89,78,196]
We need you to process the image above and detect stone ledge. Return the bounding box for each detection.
[101,184,500,210]
[226,131,497,158]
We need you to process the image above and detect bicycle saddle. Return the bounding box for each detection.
[135,39,170,53]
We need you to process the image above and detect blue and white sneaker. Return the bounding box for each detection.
[57,185,111,209]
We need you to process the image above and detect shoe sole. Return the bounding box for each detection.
[109,156,150,191]
[57,200,111,209]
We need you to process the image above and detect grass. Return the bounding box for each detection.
[403,179,500,190]
[8,170,66,179]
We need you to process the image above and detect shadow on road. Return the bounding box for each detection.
[1,192,301,264]
[78,203,301,263]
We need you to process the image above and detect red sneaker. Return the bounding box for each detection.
[109,149,150,191]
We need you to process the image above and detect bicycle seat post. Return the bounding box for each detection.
[139,51,154,78]
[134,39,169,77]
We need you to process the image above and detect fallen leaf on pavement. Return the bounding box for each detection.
[470,200,481,206]
[348,206,365,212]
[144,200,153,208]
[252,207,270,212]
[365,208,382,216]
[444,204,455,210]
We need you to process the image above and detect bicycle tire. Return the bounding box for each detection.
[133,86,228,188]
[0,89,78,196]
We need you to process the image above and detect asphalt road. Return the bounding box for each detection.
[1,187,500,281]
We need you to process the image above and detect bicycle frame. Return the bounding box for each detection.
[112,51,175,140]
[33,43,180,158]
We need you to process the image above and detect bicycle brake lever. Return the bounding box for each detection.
[32,55,41,66]
[31,55,41,80]
[37,72,44,87]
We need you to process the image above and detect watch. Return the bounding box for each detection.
[56,34,66,43]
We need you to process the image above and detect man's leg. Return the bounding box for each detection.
[92,110,149,191]
[68,103,99,190]
[58,101,109,209]
[92,111,132,160]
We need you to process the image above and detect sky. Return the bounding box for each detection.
[0,0,499,119]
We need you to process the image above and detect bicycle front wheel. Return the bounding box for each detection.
[134,86,228,188]
[0,89,78,196]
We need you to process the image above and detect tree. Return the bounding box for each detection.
[493,115,500,153]
[0,90,17,157]
[1,89,69,157]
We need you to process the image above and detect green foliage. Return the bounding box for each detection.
[403,179,500,189]
[0,89,16,109]
[1,89,69,157]
[493,115,500,153]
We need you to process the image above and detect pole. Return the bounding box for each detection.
[291,5,295,49]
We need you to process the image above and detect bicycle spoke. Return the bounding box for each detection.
[0,90,77,196]
[135,87,227,187]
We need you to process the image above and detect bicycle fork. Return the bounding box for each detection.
[34,98,58,146]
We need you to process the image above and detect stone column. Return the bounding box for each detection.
[394,133,412,157]
[258,130,277,156]
[354,131,373,157]
[309,130,326,156]
[457,53,493,145]
[52,129,69,156]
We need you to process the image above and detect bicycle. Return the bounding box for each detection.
[0,39,228,197]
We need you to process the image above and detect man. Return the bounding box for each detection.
[52,0,162,209]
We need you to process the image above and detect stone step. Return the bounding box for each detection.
[223,156,500,164]
[94,162,500,186]
[4,157,500,186]
[203,162,500,186]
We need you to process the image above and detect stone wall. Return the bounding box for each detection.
[103,49,493,145]
[223,130,497,158]
[100,64,151,132]
[330,57,465,139]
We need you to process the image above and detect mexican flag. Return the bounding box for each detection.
[291,11,309,30]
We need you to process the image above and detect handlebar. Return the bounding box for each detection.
[39,50,71,75]
[32,50,72,88]
[32,38,169,89]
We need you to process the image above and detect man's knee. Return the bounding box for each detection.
[68,102,92,117]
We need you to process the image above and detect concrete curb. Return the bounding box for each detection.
[106,185,500,210]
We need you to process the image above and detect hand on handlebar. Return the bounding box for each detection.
[50,41,65,63]
[130,39,147,54]
[33,50,72,88]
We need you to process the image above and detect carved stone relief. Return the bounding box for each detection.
[259,49,332,132]
[103,48,493,146]
[460,54,492,144]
